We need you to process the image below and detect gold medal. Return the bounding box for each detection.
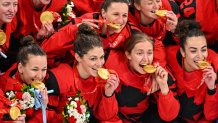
[98,68,110,80]
[143,65,156,73]
[197,61,211,69]
[31,80,45,90]
[0,31,6,45]
[9,106,21,120]
[40,11,54,24]
[155,10,168,17]
[108,23,121,29]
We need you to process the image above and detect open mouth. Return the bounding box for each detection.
[139,63,147,68]
[151,10,156,14]
[92,68,98,72]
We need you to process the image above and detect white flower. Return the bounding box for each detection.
[69,2,74,7]
[19,97,34,110]
[6,91,16,99]
[70,101,77,108]
[66,5,72,13]
[68,97,72,101]
[74,97,79,101]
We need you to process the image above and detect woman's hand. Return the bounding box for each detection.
[36,22,54,40]
[40,87,48,108]
[79,21,100,29]
[165,11,178,33]
[202,66,217,90]
[147,78,160,95]
[154,64,169,95]
[13,114,26,123]
[78,19,108,34]
[104,73,120,97]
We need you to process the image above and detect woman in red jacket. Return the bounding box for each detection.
[11,0,72,42]
[0,0,18,73]
[128,0,180,67]
[0,36,56,122]
[40,0,139,67]
[166,20,218,123]
[104,32,180,123]
[45,23,120,123]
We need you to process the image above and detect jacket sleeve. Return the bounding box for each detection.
[153,39,167,67]
[27,109,56,123]
[204,81,218,121]
[41,22,78,59]
[157,74,180,122]
[94,88,118,121]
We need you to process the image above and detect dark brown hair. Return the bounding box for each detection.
[17,35,46,65]
[101,0,129,12]
[175,20,205,50]
[74,23,103,57]
[124,32,154,53]
[133,0,140,5]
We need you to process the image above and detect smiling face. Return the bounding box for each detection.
[0,0,18,25]
[125,41,154,74]
[18,55,47,85]
[134,0,162,23]
[180,36,208,72]
[101,2,128,34]
[76,47,105,79]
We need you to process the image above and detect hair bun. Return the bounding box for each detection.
[77,23,97,36]
[175,20,201,39]
[20,35,36,47]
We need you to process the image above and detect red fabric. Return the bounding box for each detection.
[196,0,218,45]
[0,89,9,121]
[166,46,218,122]
[73,0,104,16]
[47,63,118,122]
[0,64,56,123]
[11,0,69,38]
[180,0,218,45]
[105,50,179,122]
[41,22,78,59]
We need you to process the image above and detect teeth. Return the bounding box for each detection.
[139,64,146,68]
[93,68,98,71]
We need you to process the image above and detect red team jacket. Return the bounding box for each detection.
[0,64,56,123]
[45,63,118,122]
[104,50,180,123]
[166,46,218,123]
